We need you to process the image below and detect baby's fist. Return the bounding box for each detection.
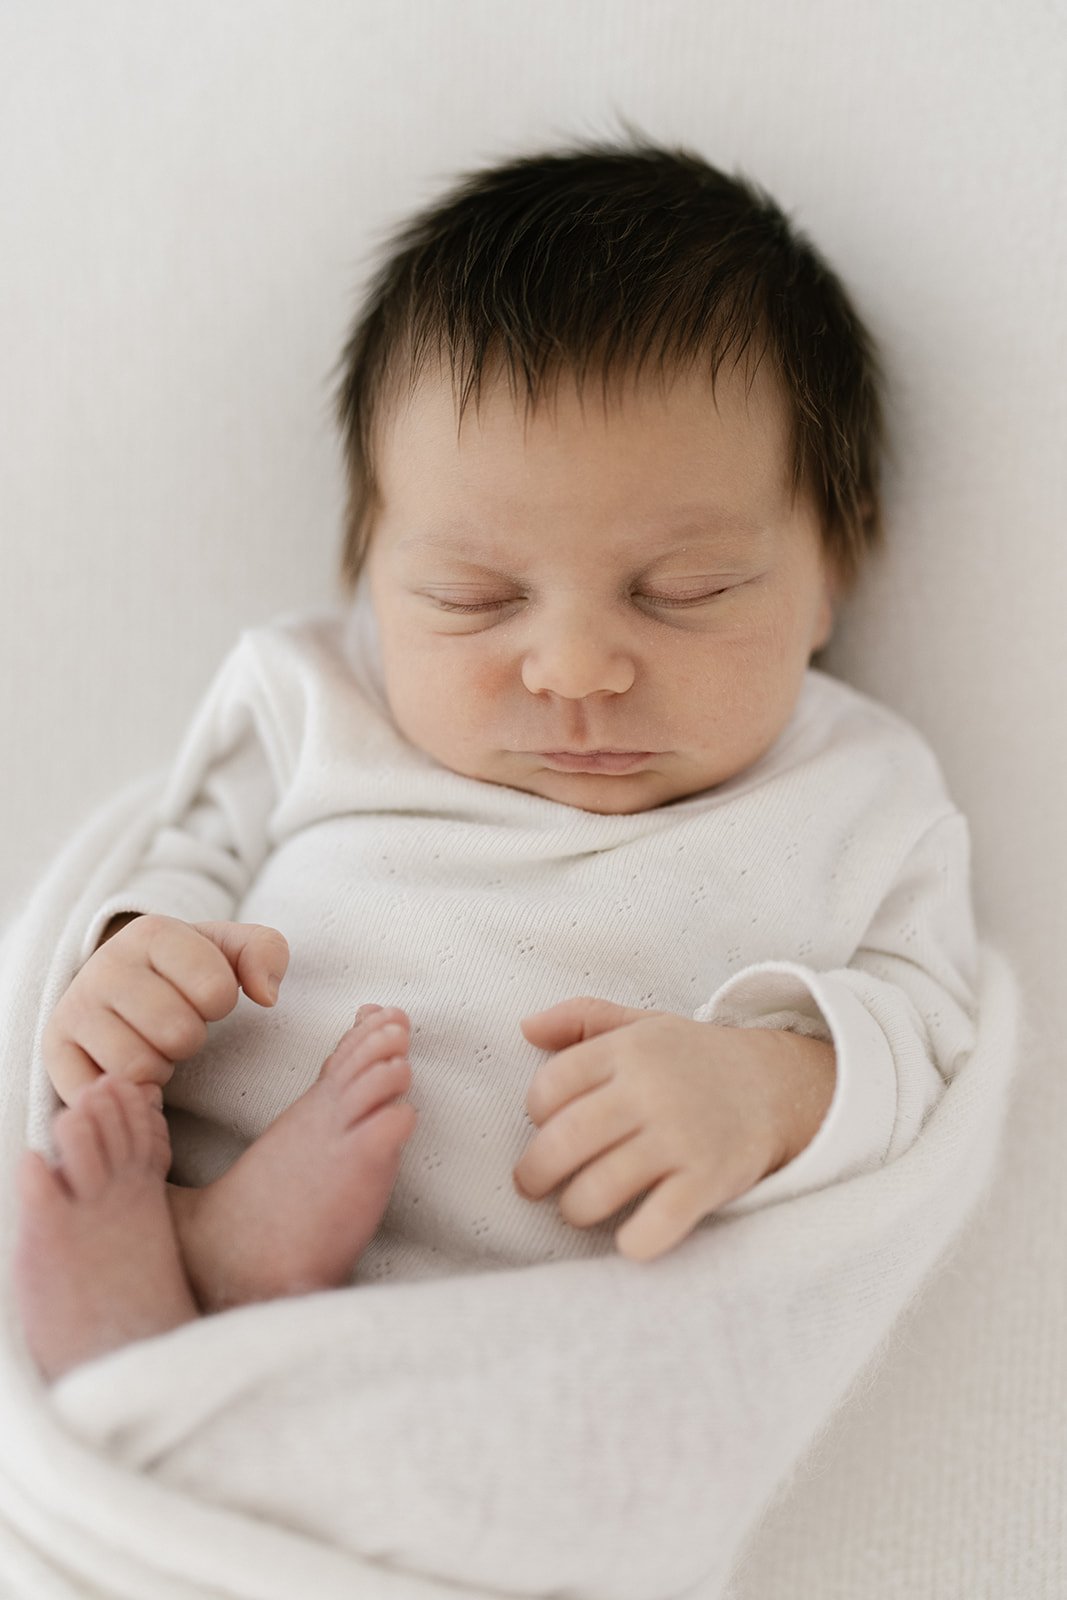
[42,915,288,1105]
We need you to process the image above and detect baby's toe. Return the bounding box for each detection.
[113,1081,171,1173]
[52,1097,110,1200]
[359,1099,418,1164]
[339,1054,412,1122]
[16,1148,67,1217]
[90,1080,136,1170]
[353,1003,386,1026]
[323,1015,410,1081]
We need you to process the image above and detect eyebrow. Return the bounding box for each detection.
[396,511,765,557]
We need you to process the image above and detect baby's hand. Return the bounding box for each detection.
[42,915,290,1106]
[513,997,835,1262]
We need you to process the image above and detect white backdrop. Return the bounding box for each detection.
[1,3,1064,1595]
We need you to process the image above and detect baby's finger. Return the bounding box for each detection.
[513,1089,639,1201]
[45,1036,102,1108]
[524,1042,613,1127]
[556,1129,658,1230]
[106,964,208,1062]
[614,1170,706,1263]
[62,1000,176,1092]
[135,918,241,1021]
[191,921,289,1011]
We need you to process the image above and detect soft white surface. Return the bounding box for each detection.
[0,2,1063,1595]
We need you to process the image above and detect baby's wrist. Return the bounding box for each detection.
[97,912,141,950]
[761,1030,837,1175]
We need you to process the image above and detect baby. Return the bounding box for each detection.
[14,136,977,1383]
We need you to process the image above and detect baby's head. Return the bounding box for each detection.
[332,136,884,815]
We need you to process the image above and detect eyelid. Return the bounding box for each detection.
[641,588,731,607]
[429,588,732,614]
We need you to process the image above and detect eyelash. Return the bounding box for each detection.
[433,591,728,614]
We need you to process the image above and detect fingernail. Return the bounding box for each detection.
[267,977,280,1003]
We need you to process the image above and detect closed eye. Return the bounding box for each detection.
[431,590,731,614]
[640,589,731,608]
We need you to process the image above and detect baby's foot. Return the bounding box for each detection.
[13,1078,198,1381]
[168,1005,417,1312]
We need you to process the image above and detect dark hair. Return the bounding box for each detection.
[331,134,885,595]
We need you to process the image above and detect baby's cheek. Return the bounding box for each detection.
[390,650,502,772]
[431,654,507,738]
[728,615,809,706]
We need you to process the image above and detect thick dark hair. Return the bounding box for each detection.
[331,134,884,595]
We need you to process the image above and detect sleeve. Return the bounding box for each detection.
[701,810,978,1216]
[78,632,291,966]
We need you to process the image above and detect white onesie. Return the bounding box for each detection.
[81,591,977,1286]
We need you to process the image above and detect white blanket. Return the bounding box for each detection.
[0,773,1019,1600]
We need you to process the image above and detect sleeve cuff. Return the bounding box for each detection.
[79,876,238,967]
[693,962,898,1214]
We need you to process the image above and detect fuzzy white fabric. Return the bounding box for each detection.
[0,605,1019,1600]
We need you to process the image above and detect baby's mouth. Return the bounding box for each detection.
[532,751,657,774]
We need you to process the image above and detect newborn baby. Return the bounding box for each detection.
[14,138,976,1383]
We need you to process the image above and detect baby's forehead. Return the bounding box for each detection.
[377,355,794,477]
[372,356,800,532]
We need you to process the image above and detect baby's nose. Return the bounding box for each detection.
[519,617,635,699]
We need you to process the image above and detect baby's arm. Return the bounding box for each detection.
[46,629,297,1100]
[707,810,977,1215]
[82,630,287,960]
[515,811,977,1253]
